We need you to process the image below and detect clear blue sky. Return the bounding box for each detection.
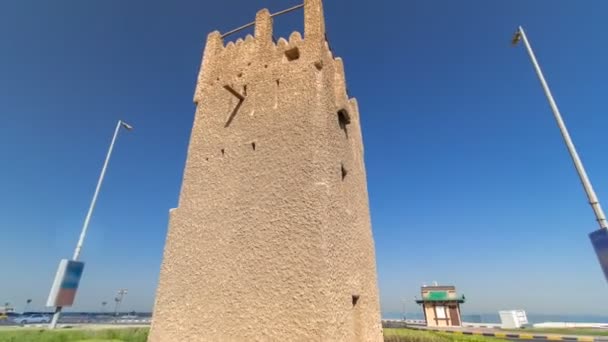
[1,0,607,316]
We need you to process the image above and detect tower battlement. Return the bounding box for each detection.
[193,0,349,115]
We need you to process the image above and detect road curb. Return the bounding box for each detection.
[405,326,597,341]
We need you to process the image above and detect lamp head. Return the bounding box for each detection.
[511,30,522,46]
[120,121,134,131]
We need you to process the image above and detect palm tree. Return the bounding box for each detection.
[101,301,107,313]
[24,299,32,313]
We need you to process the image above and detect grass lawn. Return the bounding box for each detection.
[507,328,608,337]
[0,327,504,342]
[384,328,504,341]
[0,328,148,342]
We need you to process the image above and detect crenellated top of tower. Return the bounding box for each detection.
[193,0,351,106]
[214,0,325,51]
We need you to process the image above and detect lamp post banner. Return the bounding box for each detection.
[589,229,608,282]
[46,259,85,307]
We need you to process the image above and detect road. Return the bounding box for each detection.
[402,324,606,341]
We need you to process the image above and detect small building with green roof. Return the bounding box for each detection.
[415,285,465,327]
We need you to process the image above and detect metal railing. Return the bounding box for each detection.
[221,3,304,39]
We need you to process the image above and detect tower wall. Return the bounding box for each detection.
[149,0,382,340]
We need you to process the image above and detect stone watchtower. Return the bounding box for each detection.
[149,0,382,340]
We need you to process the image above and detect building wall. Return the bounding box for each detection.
[148,0,382,340]
[424,306,436,326]
[424,303,461,327]
[436,319,448,327]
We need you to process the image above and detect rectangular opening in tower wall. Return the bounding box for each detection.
[352,295,360,306]
[338,109,351,126]
[284,47,300,61]
[274,79,280,109]
[338,109,351,138]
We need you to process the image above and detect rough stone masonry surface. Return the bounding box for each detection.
[148,0,383,340]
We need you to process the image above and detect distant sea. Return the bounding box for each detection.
[383,312,608,324]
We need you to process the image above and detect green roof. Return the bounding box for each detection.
[429,291,448,300]
[416,292,465,304]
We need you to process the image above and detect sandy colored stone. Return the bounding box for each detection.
[149,0,382,340]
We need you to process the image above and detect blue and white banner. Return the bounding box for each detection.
[46,259,85,307]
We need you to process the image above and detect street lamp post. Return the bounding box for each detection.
[114,289,128,318]
[512,27,608,230]
[73,120,134,261]
[512,26,608,281]
[49,120,133,329]
[24,299,32,313]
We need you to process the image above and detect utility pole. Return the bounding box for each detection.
[512,26,608,282]
[512,27,607,230]
[48,120,133,329]
[114,289,128,317]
